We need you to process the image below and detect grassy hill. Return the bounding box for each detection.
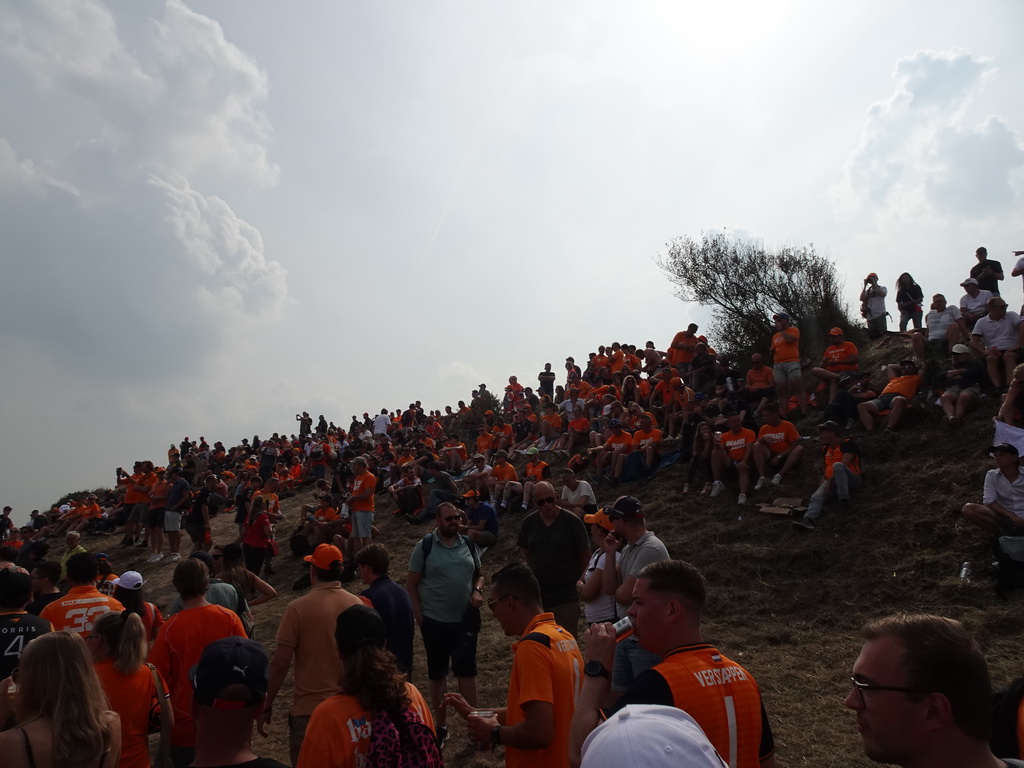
[69,336,1019,768]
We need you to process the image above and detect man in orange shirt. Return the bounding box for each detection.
[709,412,755,504]
[857,360,921,432]
[490,450,519,511]
[751,402,805,490]
[571,560,775,768]
[811,327,860,404]
[587,420,633,484]
[770,312,805,417]
[348,457,376,556]
[446,563,583,768]
[41,552,124,634]
[792,421,862,532]
[744,353,776,415]
[667,324,700,373]
[632,415,663,478]
[151,558,247,767]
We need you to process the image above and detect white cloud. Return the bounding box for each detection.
[149,174,288,319]
[0,136,79,197]
[833,48,1023,219]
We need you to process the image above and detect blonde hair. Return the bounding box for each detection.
[92,610,147,675]
[16,631,113,768]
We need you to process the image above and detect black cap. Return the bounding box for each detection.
[335,605,387,655]
[190,637,269,707]
[607,495,643,520]
[989,443,1020,458]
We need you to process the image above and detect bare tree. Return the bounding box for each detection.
[658,232,856,359]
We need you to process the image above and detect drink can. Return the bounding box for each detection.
[612,616,634,640]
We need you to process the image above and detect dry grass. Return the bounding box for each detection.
[76,337,1017,767]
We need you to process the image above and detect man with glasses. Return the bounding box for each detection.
[972,296,1024,390]
[517,481,590,638]
[406,501,485,735]
[570,559,774,768]
[845,613,1004,768]
[445,562,583,768]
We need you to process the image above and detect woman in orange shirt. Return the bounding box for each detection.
[112,571,164,643]
[89,611,170,768]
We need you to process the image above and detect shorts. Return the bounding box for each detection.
[128,502,149,523]
[773,361,801,382]
[164,510,182,532]
[351,510,373,538]
[944,385,980,398]
[185,523,207,546]
[865,392,902,411]
[421,608,480,680]
[146,507,167,529]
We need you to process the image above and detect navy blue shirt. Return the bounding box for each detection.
[468,502,499,537]
[362,576,415,675]
[166,478,191,512]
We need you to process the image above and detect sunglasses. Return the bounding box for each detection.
[535,497,557,506]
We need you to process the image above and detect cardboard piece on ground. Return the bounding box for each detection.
[772,497,803,507]
[756,497,806,516]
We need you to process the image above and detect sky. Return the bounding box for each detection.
[1,0,1022,522]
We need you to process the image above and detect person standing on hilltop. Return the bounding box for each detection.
[971,245,1004,296]
[860,273,889,338]
[770,312,806,417]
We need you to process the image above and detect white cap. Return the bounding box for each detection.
[112,570,145,590]
[581,705,727,768]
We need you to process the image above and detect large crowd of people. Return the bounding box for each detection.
[2,245,1024,768]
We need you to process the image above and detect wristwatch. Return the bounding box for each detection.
[584,660,609,679]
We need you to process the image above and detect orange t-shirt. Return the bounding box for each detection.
[314,507,340,523]
[722,428,756,461]
[525,461,549,482]
[94,659,163,768]
[757,420,800,455]
[149,604,247,747]
[881,374,920,399]
[592,354,609,371]
[633,428,663,450]
[604,432,634,453]
[40,586,125,636]
[609,349,625,373]
[493,463,518,482]
[542,412,563,430]
[296,683,434,768]
[771,327,800,364]
[746,366,775,389]
[76,502,102,519]
[821,340,859,371]
[349,470,376,513]
[475,434,495,453]
[122,473,148,505]
[569,416,590,433]
[505,614,583,768]
[824,441,861,478]
[447,442,469,463]
[576,380,593,398]
[668,331,698,365]
[492,424,513,442]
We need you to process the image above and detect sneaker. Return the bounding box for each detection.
[163,553,182,562]
[682,484,690,494]
[709,481,724,498]
[771,473,783,486]
[792,517,815,532]
[699,483,712,496]
[436,726,450,750]
[737,494,747,505]
[146,553,163,563]
[754,477,767,491]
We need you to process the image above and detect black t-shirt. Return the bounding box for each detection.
[187,488,212,525]
[0,611,51,678]
[971,259,1003,294]
[25,591,61,617]
[516,510,590,604]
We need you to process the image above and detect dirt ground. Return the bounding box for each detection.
[83,339,1018,767]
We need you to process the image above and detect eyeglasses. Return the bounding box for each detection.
[536,497,556,506]
[487,594,512,611]
[849,676,928,708]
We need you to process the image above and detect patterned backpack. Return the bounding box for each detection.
[367,706,444,768]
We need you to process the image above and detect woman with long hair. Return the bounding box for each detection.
[112,571,164,643]
[238,496,272,576]
[895,272,925,331]
[0,631,122,768]
[213,543,275,637]
[297,605,437,768]
[89,611,171,768]
[685,422,715,495]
